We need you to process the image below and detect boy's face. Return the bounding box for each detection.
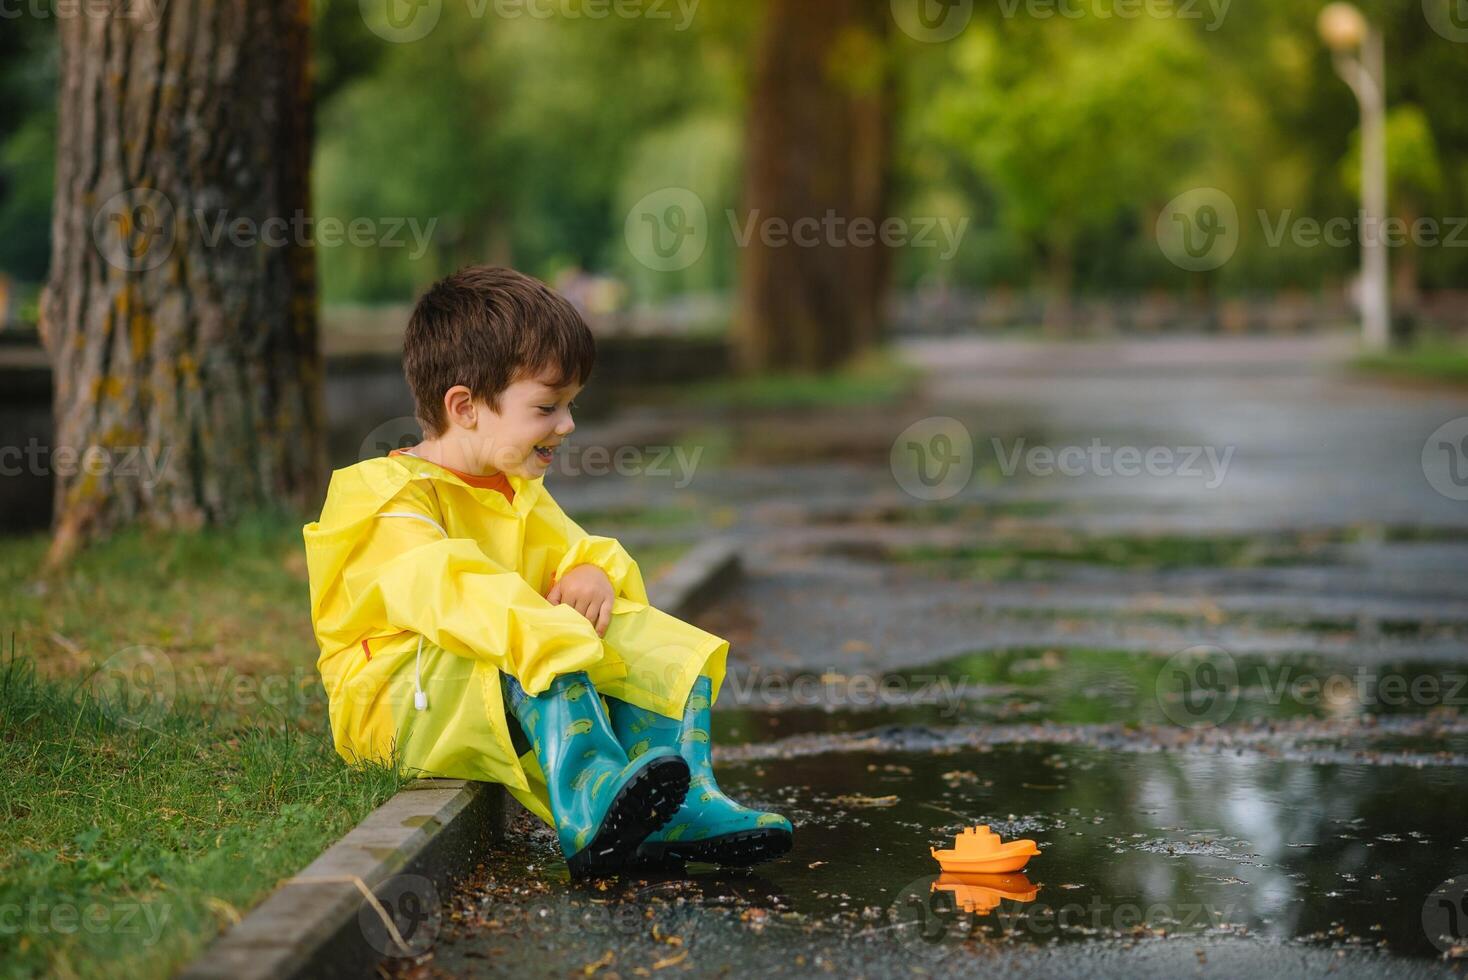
[471,367,582,479]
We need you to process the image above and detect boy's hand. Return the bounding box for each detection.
[547,564,615,637]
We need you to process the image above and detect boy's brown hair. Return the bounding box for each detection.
[404,265,596,437]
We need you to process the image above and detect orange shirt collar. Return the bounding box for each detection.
[390,448,515,501]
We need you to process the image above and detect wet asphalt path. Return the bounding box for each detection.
[413,336,1468,978]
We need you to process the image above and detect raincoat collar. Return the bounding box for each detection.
[302,454,544,631]
[384,450,542,519]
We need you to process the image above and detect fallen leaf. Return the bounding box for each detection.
[832,794,899,808]
[653,950,688,970]
[582,950,614,975]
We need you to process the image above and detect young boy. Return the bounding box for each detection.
[302,266,791,877]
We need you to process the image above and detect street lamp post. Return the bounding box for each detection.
[1318,2,1390,352]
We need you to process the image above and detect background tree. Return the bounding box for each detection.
[0,15,57,289]
[735,0,895,373]
[40,1,319,567]
[315,7,748,304]
[925,18,1209,332]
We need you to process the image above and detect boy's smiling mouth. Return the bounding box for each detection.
[533,443,557,463]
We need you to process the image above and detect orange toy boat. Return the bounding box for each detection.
[930,825,1040,874]
[933,872,1038,915]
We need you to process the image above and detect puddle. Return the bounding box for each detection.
[713,649,1468,742]
[711,744,1467,957]
[425,744,1467,974]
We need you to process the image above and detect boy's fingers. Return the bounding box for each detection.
[595,598,611,636]
[547,582,562,605]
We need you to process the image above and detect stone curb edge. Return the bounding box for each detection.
[178,535,743,979]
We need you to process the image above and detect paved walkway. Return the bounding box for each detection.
[421,335,1468,977]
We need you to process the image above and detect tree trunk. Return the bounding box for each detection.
[1041,237,1074,337]
[735,0,893,374]
[40,0,320,568]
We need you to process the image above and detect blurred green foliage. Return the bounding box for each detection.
[2,0,1467,311]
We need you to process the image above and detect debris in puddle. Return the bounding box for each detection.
[830,793,899,808]
[581,950,614,975]
[651,950,688,969]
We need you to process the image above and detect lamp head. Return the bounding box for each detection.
[1318,2,1367,51]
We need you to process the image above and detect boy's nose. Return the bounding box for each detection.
[557,415,575,436]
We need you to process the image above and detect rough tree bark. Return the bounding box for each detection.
[40,0,321,568]
[735,0,893,374]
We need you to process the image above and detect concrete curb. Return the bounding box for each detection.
[179,535,742,979]
[649,534,742,617]
[180,779,507,980]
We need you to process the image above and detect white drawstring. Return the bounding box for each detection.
[377,511,448,537]
[376,511,448,712]
[413,635,427,711]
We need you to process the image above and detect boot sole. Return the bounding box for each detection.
[632,827,794,870]
[567,755,690,878]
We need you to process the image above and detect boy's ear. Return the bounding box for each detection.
[442,385,478,429]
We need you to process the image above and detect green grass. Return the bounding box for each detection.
[0,514,408,978]
[878,530,1348,581]
[0,509,320,695]
[678,347,920,409]
[1354,339,1468,385]
[627,541,698,583]
[0,656,403,979]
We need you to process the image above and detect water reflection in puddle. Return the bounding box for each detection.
[711,744,1467,958]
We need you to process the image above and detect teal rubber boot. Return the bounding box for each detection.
[607,676,793,868]
[502,672,689,877]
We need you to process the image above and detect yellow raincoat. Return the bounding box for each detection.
[301,452,730,826]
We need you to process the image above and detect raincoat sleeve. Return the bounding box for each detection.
[339,483,606,695]
[533,488,650,605]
